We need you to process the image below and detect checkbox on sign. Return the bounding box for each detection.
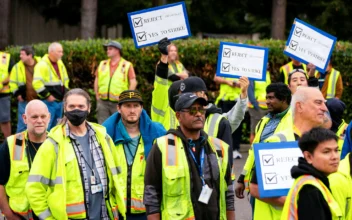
[222,63,230,72]
[133,17,143,28]
[289,40,298,51]
[223,48,231,58]
[262,154,274,166]
[264,173,277,184]
[136,32,147,42]
[294,27,303,37]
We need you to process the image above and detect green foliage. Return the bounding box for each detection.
[5,38,352,133]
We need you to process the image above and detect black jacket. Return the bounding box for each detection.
[290,157,332,220]
[144,128,234,219]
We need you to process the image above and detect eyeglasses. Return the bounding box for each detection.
[181,107,206,115]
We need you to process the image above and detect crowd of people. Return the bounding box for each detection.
[0,36,350,220]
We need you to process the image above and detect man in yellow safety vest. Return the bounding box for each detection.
[94,41,137,124]
[144,93,235,220]
[102,90,166,219]
[10,46,41,133]
[25,88,125,220]
[32,42,69,130]
[0,100,50,220]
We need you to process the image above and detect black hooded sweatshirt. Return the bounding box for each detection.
[290,157,332,220]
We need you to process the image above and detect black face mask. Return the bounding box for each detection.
[64,109,89,126]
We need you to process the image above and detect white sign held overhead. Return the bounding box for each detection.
[127,2,191,48]
[284,18,337,73]
[216,42,269,81]
[254,141,303,198]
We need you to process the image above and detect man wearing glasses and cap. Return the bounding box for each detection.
[94,41,137,124]
[144,92,235,220]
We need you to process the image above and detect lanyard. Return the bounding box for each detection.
[71,137,95,176]
[188,147,205,185]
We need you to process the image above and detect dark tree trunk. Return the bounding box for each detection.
[0,0,11,49]
[81,0,98,39]
[271,0,287,40]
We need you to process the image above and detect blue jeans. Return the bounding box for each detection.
[43,100,63,130]
[16,101,27,133]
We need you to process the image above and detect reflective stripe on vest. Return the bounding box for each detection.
[283,175,342,220]
[66,202,86,216]
[6,132,34,220]
[165,134,177,166]
[326,69,339,99]
[38,208,52,219]
[204,113,223,137]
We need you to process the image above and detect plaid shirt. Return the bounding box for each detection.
[65,122,109,219]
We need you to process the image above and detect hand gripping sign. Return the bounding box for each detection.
[127,1,191,48]
[253,141,303,198]
[284,18,337,73]
[216,42,269,81]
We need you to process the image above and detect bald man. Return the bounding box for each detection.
[33,42,69,129]
[0,100,50,220]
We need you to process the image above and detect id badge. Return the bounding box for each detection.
[198,184,213,204]
[91,175,96,185]
[91,183,103,194]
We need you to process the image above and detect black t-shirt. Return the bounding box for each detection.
[0,139,42,185]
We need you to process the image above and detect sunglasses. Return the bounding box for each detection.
[181,107,206,115]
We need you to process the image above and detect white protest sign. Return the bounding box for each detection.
[216,42,269,81]
[127,2,191,48]
[284,18,337,73]
[254,142,303,197]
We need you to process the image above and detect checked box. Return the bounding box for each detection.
[294,27,303,37]
[133,17,143,28]
[289,40,298,51]
[223,48,231,58]
[262,154,274,166]
[222,63,230,72]
[136,32,147,42]
[264,173,277,184]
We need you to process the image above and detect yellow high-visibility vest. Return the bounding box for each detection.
[97,58,131,102]
[6,131,34,220]
[156,134,229,220]
[281,175,342,220]
[25,123,125,219]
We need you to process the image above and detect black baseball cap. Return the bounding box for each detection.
[168,80,183,112]
[118,90,143,105]
[175,93,207,112]
[180,77,207,93]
